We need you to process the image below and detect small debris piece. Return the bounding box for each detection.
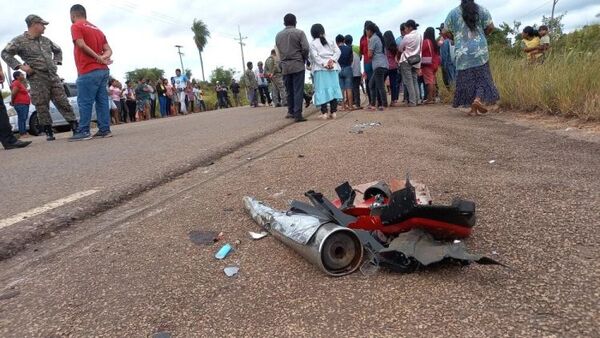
[224,266,240,277]
[249,231,268,240]
[152,332,172,338]
[350,121,382,134]
[215,244,233,260]
[189,230,219,246]
[488,160,496,164]
[565,127,574,131]
[0,290,20,301]
[214,232,225,242]
[298,154,305,158]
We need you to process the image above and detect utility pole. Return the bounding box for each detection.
[234,26,248,74]
[234,25,248,101]
[174,45,185,72]
[550,0,559,24]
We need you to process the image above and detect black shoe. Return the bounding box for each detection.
[44,125,55,141]
[275,103,282,107]
[93,130,113,138]
[4,140,32,150]
[69,121,79,136]
[294,117,307,122]
[285,114,294,119]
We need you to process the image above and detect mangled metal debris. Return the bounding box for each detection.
[243,177,502,277]
[350,122,382,134]
[243,197,363,277]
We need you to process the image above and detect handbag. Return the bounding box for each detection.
[421,40,433,65]
[407,54,421,65]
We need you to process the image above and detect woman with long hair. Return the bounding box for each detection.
[421,27,441,104]
[383,30,400,106]
[360,21,375,107]
[444,0,499,115]
[365,22,388,110]
[522,26,543,63]
[309,23,343,119]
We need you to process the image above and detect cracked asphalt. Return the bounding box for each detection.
[0,105,598,337]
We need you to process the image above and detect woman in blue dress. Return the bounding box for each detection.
[309,23,343,119]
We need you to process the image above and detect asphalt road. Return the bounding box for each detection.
[0,106,309,257]
[0,105,598,336]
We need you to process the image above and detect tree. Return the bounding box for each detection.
[209,67,236,86]
[191,19,210,82]
[185,69,193,79]
[542,13,566,41]
[125,68,164,82]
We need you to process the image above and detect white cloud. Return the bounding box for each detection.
[1,0,597,84]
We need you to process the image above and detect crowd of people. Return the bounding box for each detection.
[261,0,506,122]
[1,0,552,150]
[107,70,210,125]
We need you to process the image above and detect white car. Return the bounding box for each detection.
[6,82,96,135]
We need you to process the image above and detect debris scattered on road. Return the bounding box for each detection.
[272,190,285,198]
[298,154,305,158]
[224,266,240,277]
[0,290,20,301]
[350,122,382,134]
[243,176,503,276]
[189,230,219,246]
[489,160,496,164]
[244,196,363,277]
[215,232,225,242]
[215,243,233,260]
[249,231,268,240]
[565,127,575,131]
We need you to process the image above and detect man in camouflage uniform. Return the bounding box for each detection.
[264,49,287,107]
[1,14,78,141]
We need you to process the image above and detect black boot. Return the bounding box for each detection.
[69,120,79,136]
[44,125,55,141]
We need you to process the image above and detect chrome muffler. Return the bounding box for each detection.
[243,196,363,277]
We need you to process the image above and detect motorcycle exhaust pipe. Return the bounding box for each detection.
[243,197,363,277]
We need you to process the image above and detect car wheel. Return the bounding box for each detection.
[28,112,42,136]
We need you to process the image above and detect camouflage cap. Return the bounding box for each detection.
[25,14,49,27]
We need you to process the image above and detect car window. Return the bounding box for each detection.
[64,83,78,97]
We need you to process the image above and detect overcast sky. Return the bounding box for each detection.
[1,0,598,84]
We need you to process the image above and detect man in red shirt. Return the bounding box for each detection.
[68,4,113,141]
[11,71,31,137]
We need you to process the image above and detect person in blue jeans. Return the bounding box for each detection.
[68,4,113,141]
[11,71,31,137]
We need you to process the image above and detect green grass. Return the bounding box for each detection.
[439,24,600,121]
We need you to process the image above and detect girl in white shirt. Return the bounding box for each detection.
[309,23,343,119]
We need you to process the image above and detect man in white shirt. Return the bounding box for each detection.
[173,68,188,113]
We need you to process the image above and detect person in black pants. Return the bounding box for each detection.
[276,13,309,122]
[1,65,31,149]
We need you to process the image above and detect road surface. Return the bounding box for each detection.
[0,105,598,336]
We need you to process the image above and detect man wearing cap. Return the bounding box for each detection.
[1,14,78,141]
[264,49,287,107]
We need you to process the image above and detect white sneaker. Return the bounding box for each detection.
[320,113,328,120]
[331,112,337,119]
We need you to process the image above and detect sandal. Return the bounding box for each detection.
[472,99,488,115]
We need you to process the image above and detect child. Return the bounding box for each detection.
[538,25,551,60]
